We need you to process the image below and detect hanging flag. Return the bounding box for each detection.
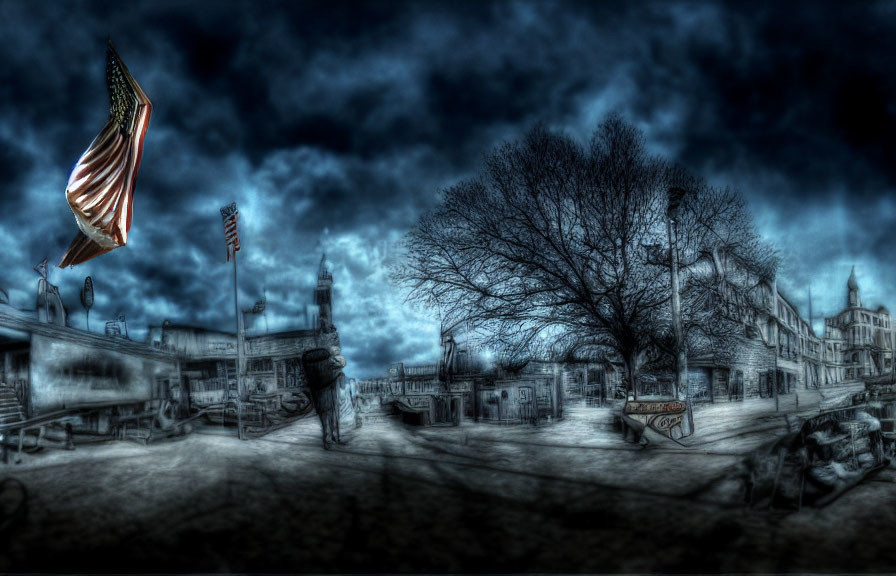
[34,258,49,280]
[252,295,265,314]
[242,293,266,317]
[81,276,94,331]
[220,202,241,261]
[60,40,152,268]
[81,276,94,310]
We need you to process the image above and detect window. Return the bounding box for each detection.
[759,372,768,398]
[248,358,273,373]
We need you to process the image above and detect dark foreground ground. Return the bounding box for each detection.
[1,394,895,574]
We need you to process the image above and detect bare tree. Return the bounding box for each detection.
[394,114,775,399]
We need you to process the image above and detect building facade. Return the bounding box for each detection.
[821,267,894,384]
[683,267,892,403]
[374,327,622,425]
[0,255,339,436]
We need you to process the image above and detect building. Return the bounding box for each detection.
[0,282,177,435]
[142,256,342,424]
[145,323,337,412]
[383,362,453,425]
[0,255,339,438]
[662,271,797,403]
[822,267,894,383]
[376,322,622,425]
[680,266,892,403]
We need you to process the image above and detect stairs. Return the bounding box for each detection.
[0,385,25,427]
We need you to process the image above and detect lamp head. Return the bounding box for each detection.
[667,187,687,220]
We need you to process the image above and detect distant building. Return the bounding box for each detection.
[822,267,894,383]
[376,324,621,426]
[146,255,341,412]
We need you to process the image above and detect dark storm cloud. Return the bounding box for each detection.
[624,3,896,199]
[612,2,896,324]
[0,1,893,375]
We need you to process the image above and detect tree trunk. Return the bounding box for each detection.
[711,246,726,288]
[473,379,480,422]
[625,351,640,401]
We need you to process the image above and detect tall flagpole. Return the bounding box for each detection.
[222,202,243,400]
[233,245,243,399]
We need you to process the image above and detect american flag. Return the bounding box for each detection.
[34,258,48,280]
[220,202,241,261]
[251,297,265,314]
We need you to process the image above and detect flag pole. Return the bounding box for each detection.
[232,245,243,400]
[44,270,49,323]
[222,202,243,402]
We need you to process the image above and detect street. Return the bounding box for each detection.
[1,397,895,573]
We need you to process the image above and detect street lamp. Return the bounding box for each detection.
[667,187,693,436]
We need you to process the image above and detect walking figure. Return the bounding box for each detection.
[302,346,347,449]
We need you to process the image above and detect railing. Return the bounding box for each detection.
[403,364,439,377]
[777,348,800,361]
[0,402,131,463]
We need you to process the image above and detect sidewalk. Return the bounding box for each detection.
[381,384,871,456]
[678,382,867,452]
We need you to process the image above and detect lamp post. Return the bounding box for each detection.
[667,187,694,436]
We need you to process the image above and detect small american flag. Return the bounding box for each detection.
[252,297,265,314]
[220,202,241,261]
[34,258,48,279]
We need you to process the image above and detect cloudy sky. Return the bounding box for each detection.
[0,1,893,377]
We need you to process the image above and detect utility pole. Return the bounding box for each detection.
[668,187,693,435]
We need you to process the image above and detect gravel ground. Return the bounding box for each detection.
[0,396,894,573]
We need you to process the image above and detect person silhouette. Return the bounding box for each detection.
[302,346,347,449]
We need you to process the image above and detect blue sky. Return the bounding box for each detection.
[0,1,893,377]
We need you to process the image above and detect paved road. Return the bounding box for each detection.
[1,399,894,573]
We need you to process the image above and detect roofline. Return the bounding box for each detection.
[775,289,818,337]
[0,309,176,362]
[147,324,320,341]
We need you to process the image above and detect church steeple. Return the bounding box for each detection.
[848,265,862,308]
